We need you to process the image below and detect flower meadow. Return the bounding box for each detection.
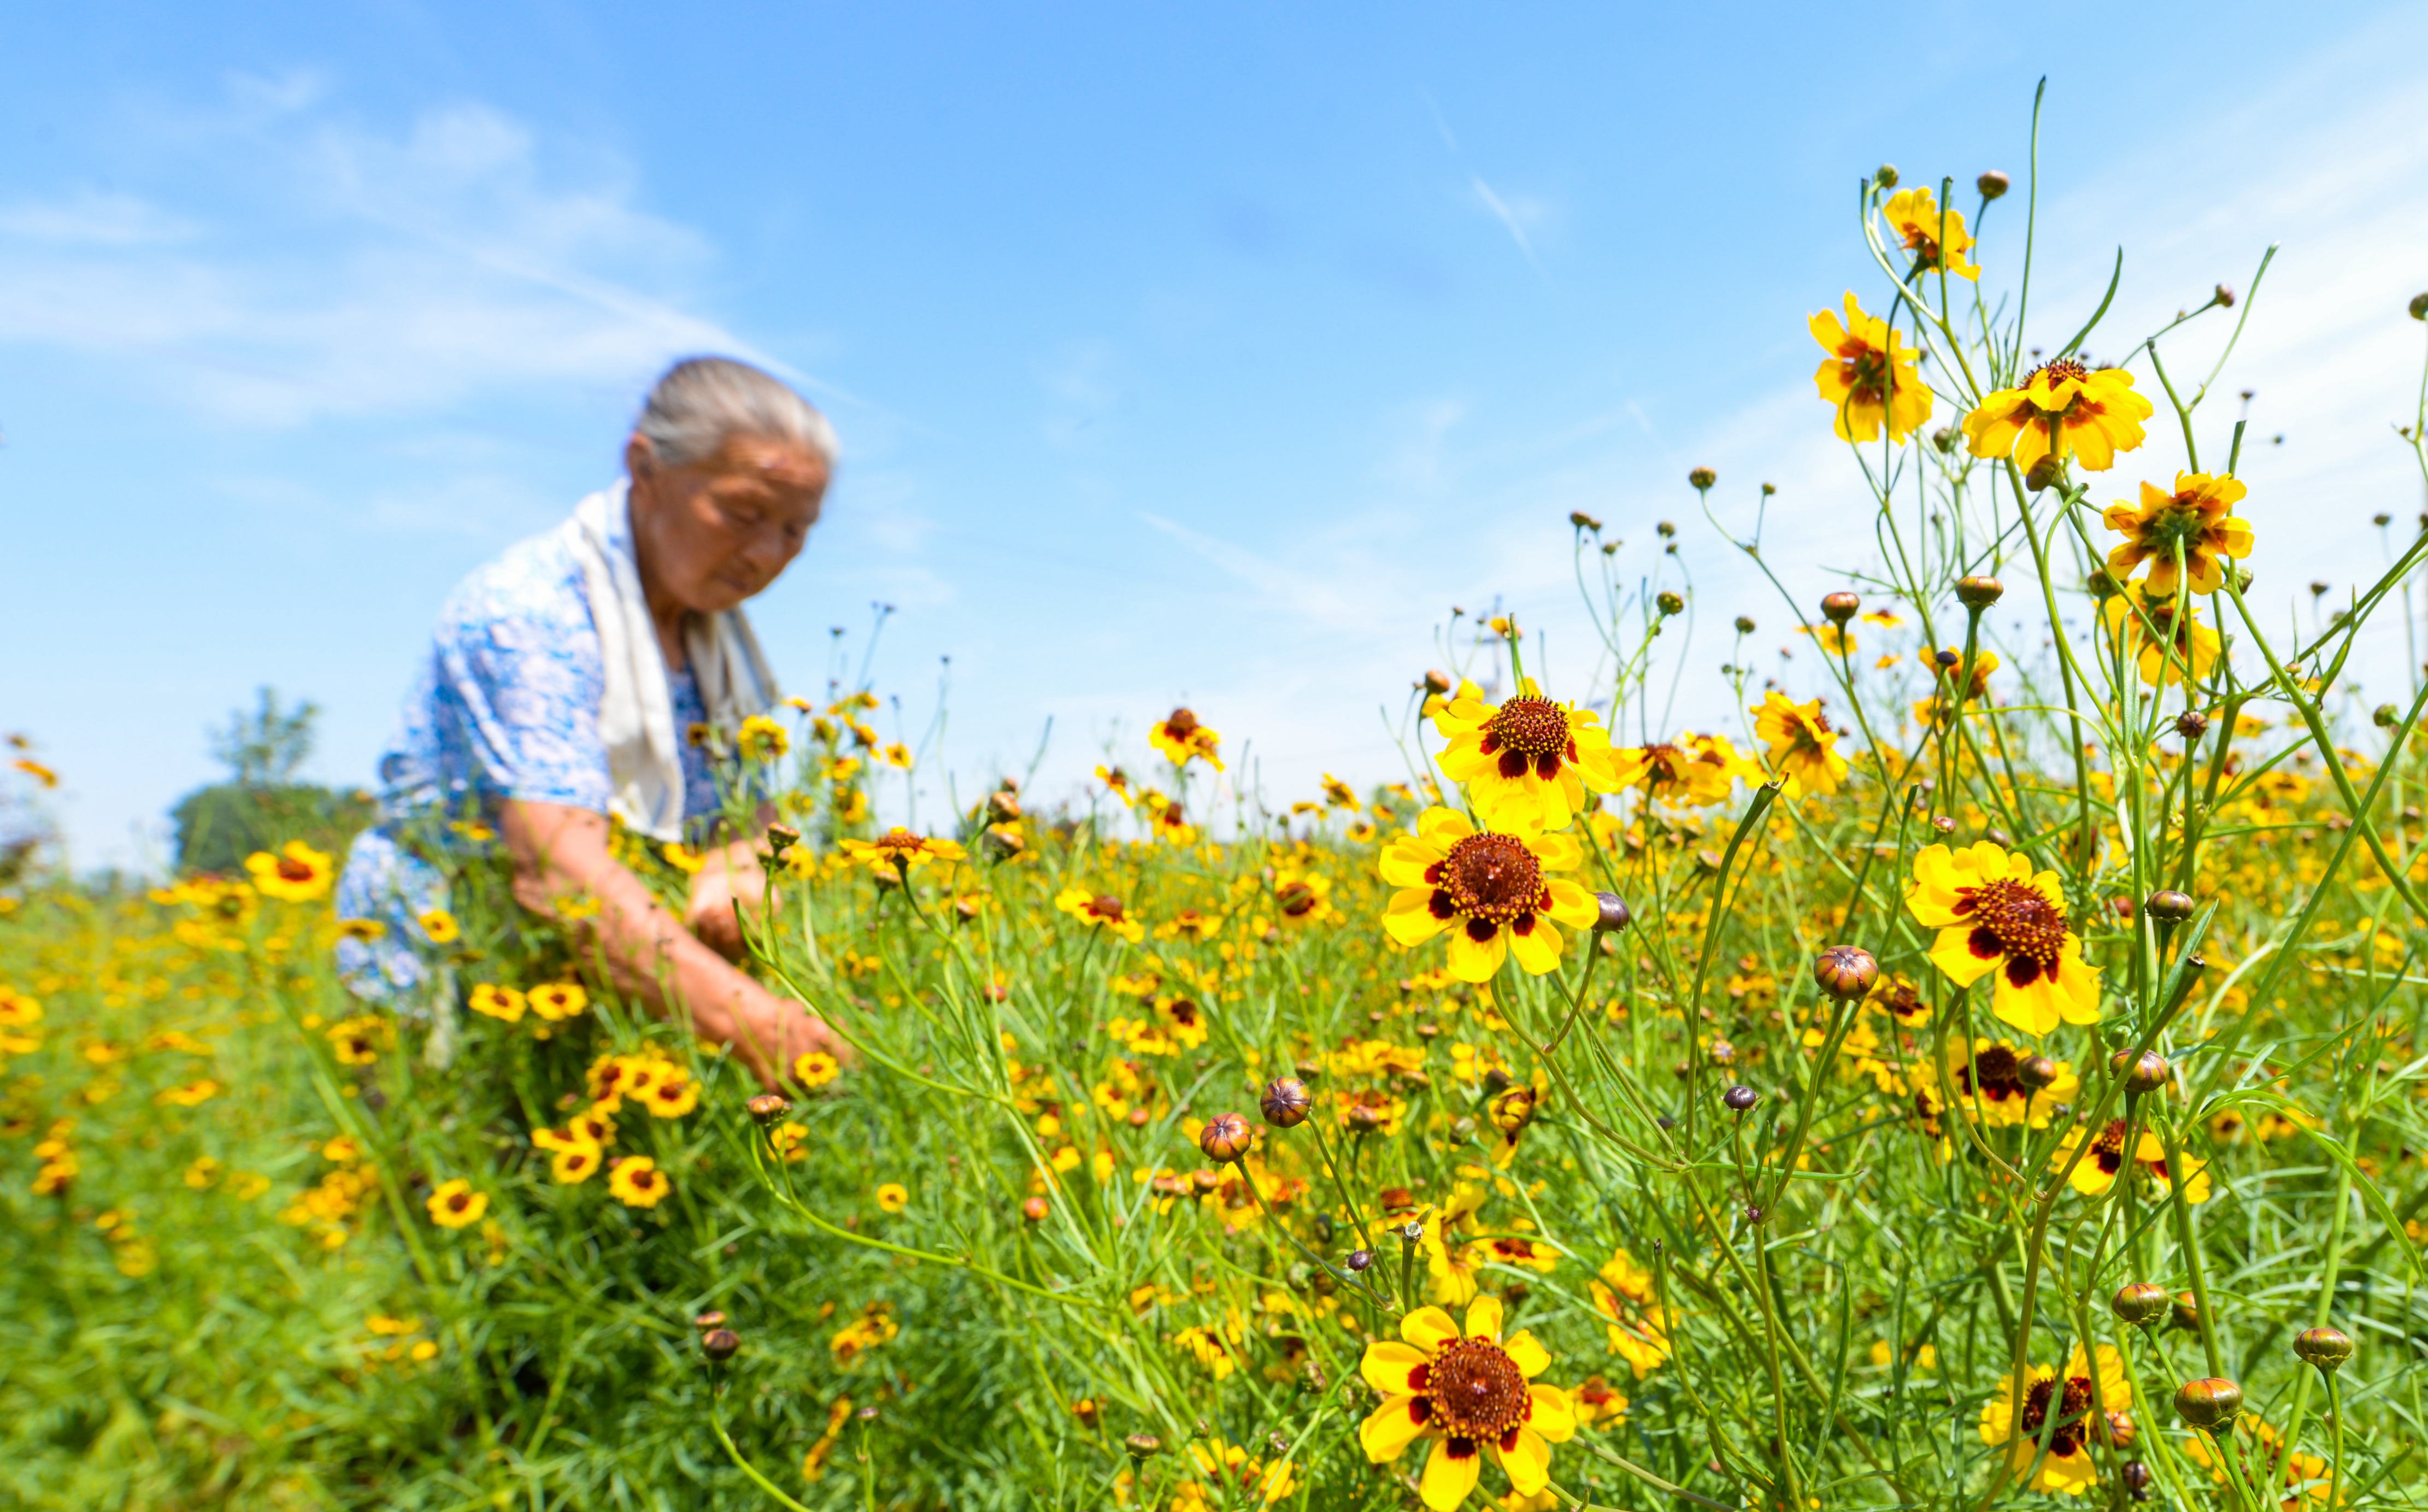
[11,110,2428,1511]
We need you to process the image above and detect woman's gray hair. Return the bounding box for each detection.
[633,356,838,469]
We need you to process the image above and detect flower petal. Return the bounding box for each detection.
[1359,1396,1431,1463]
[1361,1340,1432,1397]
[1502,1329,1551,1379]
[1527,1382,1577,1443]
[1401,1307,1460,1353]
[1420,1436,1483,1512]
[1462,1293,1504,1343]
[1495,1426,1553,1496]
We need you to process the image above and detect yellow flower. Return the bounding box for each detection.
[875,1181,909,1213]
[1979,1343,2129,1495]
[10,756,58,789]
[2102,472,2253,597]
[608,1155,671,1208]
[2057,1120,2211,1203]
[336,918,387,943]
[1941,1039,2076,1129]
[1357,1296,1577,1510]
[1270,867,1334,925]
[1905,842,2101,1036]
[2101,586,2222,687]
[661,843,706,874]
[1749,691,1849,796]
[1963,360,2153,473]
[1430,678,1621,831]
[426,1179,488,1229]
[527,982,588,1021]
[155,1079,221,1108]
[1149,707,1224,770]
[416,909,460,945]
[1913,646,2000,728]
[1588,1250,1671,1378]
[792,1050,842,1088]
[735,714,790,762]
[1379,808,1598,982]
[839,827,968,874]
[643,1073,699,1119]
[245,841,335,903]
[1053,887,1147,944]
[327,1016,385,1065]
[1800,622,1856,656]
[1809,292,1932,444]
[468,984,526,1023]
[829,1302,899,1366]
[1174,1439,1298,1509]
[1881,187,1978,281]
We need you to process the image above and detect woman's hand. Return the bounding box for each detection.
[686,841,772,961]
[726,980,850,1091]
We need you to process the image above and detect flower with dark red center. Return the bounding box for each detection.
[1357,1296,1577,1510]
[1607,732,1756,808]
[1148,707,1224,770]
[840,827,967,874]
[1809,292,1932,444]
[1907,840,2103,1036]
[1750,691,1849,796]
[1379,808,1600,983]
[1943,1039,2078,1129]
[1054,885,1146,943]
[1965,358,2154,473]
[1431,679,1621,831]
[1980,1344,2130,1494]
[245,840,336,902]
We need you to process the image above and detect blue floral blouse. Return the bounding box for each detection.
[334,519,720,1007]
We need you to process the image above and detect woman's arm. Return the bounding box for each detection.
[496,799,838,1086]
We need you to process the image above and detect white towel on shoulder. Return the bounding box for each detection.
[560,480,782,840]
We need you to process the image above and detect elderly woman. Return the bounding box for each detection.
[335,356,842,1084]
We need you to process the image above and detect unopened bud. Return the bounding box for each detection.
[1125,1433,1164,1461]
[1955,575,2004,609]
[2016,1054,2059,1091]
[2121,1460,2152,1498]
[1724,1084,1758,1112]
[2113,1048,2171,1095]
[2170,1292,2201,1332]
[1422,669,1452,695]
[2024,454,2066,493]
[1656,590,1685,616]
[1931,425,1958,453]
[2376,703,2401,729]
[2294,1326,2354,1371]
[1022,1195,1049,1223]
[2101,1410,2137,1449]
[1874,164,1899,189]
[2411,292,2428,321]
[2144,890,2194,923]
[1977,170,2010,201]
[1594,892,1633,932]
[746,1093,792,1126]
[693,1310,727,1329]
[1570,510,1603,531]
[1197,1113,1253,1163]
[1346,1248,1374,1272]
[2111,1282,2170,1326]
[1821,591,1860,625]
[765,823,801,852]
[2174,1377,2242,1430]
[701,1328,741,1362]
[2174,710,2209,740]
[1813,945,1879,1000]
[1260,1078,1312,1129]
[1733,615,1755,634]
[2214,284,2235,309]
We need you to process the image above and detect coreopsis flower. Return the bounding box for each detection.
[2102,586,2223,687]
[792,1050,842,1088]
[1054,888,1147,944]
[1173,1439,1298,1510]
[608,1155,671,1208]
[335,918,386,943]
[1749,692,1849,796]
[468,984,526,1023]
[328,1016,385,1066]
[245,841,335,902]
[839,827,967,874]
[1149,707,1224,770]
[1906,842,2101,1035]
[1963,359,2154,473]
[2102,472,2253,597]
[1809,292,1932,444]
[416,908,460,944]
[1605,734,1755,809]
[1881,188,1979,281]
[1913,646,2000,727]
[1588,1250,1672,1378]
[1149,799,1196,846]
[1430,678,1622,831]
[643,1072,699,1119]
[1358,1296,1577,1510]
[426,1179,488,1229]
[1979,1344,2130,1495]
[527,982,588,1021]
[661,843,707,875]
[734,714,790,762]
[1942,1040,2077,1129]
[1270,867,1334,925]
[1379,808,1598,982]
[2058,1120,2212,1203]
[875,1181,909,1213]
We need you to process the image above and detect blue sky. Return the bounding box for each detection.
[8,2,2428,867]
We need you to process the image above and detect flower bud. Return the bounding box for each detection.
[2113,1048,2171,1095]
[2171,1293,2201,1332]
[1724,1084,1758,1112]
[1955,575,2004,609]
[2111,1282,2170,1326]
[2121,1460,2152,1499]
[1743,1204,1765,1224]
[1482,1067,1515,1094]
[1594,892,1633,932]
[1422,669,1451,695]
[986,789,1023,824]
[1190,1168,1221,1195]
[701,1327,741,1362]
[2024,454,2067,493]
[765,823,801,852]
[2214,284,2235,309]
[1733,615,1755,634]
[1688,467,1716,491]
[2294,1326,2354,1371]
[2015,1054,2059,1091]
[2101,1410,2137,1449]
[694,1310,727,1329]
[1125,1433,1163,1461]
[1345,1102,1386,1134]
[1813,945,1879,1000]
[1198,1112,1253,1164]
[746,1093,792,1126]
[2411,292,2428,321]
[2144,890,2194,923]
[1931,425,1958,452]
[1930,815,1957,835]
[2376,703,2401,729]
[1821,592,1860,625]
[1022,1195,1049,1223]
[1656,519,1676,538]
[1977,170,2010,201]
[1346,1248,1374,1272]
[1874,163,1899,189]
[1656,591,1685,616]
[2174,1376,2242,1430]
[1570,510,1602,531]
[1260,1078,1312,1129]
[2174,710,2210,740]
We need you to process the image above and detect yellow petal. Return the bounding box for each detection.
[1385,889,1455,946]
[1507,917,1562,975]
[1495,1426,1553,1496]
[1929,924,2000,988]
[1361,1340,1432,1397]
[1502,1329,1550,1379]
[1401,1307,1460,1353]
[1360,1396,1431,1463]
[1463,1293,1504,1343]
[1445,925,1507,983]
[1419,1435,1483,1511]
[1526,1382,1577,1442]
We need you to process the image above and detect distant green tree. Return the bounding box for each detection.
[169,689,377,876]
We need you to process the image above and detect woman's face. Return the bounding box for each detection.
[627,432,828,615]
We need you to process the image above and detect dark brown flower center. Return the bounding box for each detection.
[1957,878,2066,969]
[1435,834,1546,923]
[875,827,922,854]
[1162,708,1198,738]
[2019,1373,2095,1457]
[1959,1044,2027,1102]
[1427,1337,1528,1439]
[2030,357,2089,388]
[1088,895,1127,922]
[1485,697,1572,757]
[277,857,315,883]
[2091,1117,2129,1173]
[1277,881,1318,916]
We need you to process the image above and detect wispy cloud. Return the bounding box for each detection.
[1468,175,1544,271]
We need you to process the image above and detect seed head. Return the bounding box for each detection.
[1977,170,2010,201]
[2110,1282,2170,1326]
[746,1093,792,1126]
[1874,164,1899,189]
[2143,890,2195,923]
[1813,944,1879,1000]
[2294,1326,2354,1371]
[701,1328,741,1363]
[1955,575,2004,609]
[1260,1077,1312,1129]
[1821,591,1861,625]
[1656,591,1685,616]
[1723,1084,1758,1112]
[2174,1376,2242,1430]
[1125,1433,1163,1461]
[1594,892,1633,932]
[1198,1113,1253,1164]
[1022,1195,1049,1223]
[2015,1054,2060,1091]
[2113,1048,2171,1095]
[1733,615,1756,634]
